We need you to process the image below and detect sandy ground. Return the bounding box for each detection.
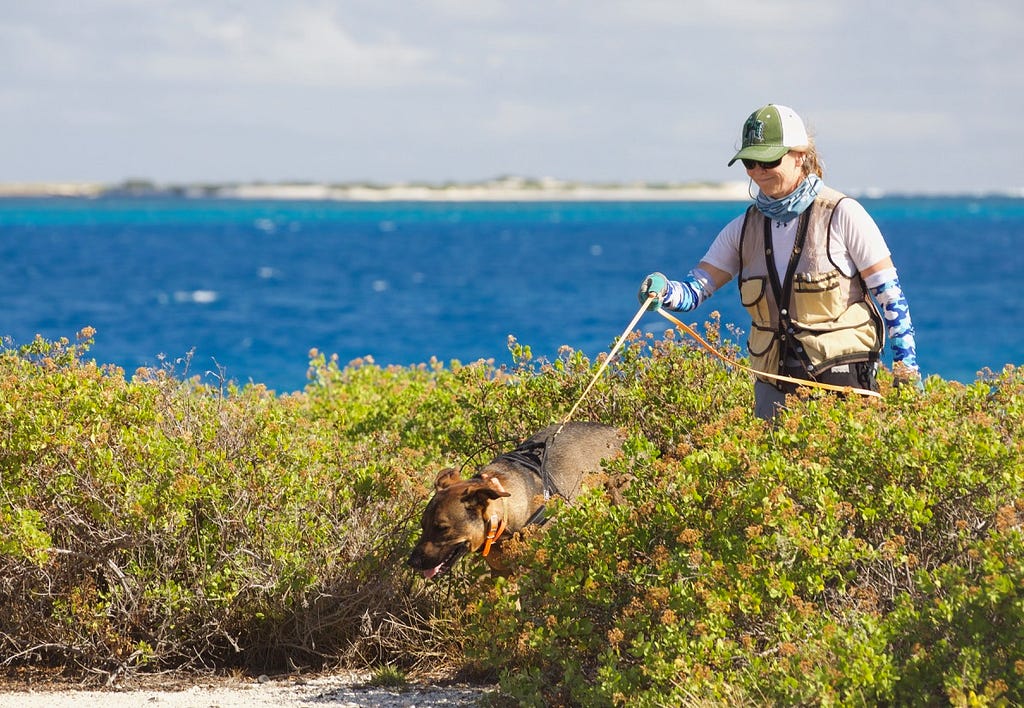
[0,672,497,707]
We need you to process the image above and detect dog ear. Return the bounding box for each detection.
[479,471,512,498]
[459,479,510,508]
[434,468,461,491]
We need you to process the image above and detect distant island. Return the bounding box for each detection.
[0,176,752,201]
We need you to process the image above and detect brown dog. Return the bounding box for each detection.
[407,422,625,579]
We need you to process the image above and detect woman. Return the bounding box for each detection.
[639,104,921,420]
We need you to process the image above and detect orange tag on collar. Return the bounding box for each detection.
[481,513,506,556]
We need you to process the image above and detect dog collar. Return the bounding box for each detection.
[481,511,506,557]
[481,477,509,557]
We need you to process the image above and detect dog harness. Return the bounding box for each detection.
[491,437,562,531]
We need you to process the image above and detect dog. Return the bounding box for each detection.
[407,422,625,579]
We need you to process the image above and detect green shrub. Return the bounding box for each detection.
[1,325,1022,706]
[460,359,1024,706]
[0,331,452,676]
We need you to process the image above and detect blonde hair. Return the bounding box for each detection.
[796,136,824,179]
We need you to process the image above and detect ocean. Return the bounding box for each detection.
[1,196,1021,393]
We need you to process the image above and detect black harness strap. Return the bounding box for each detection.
[493,436,562,528]
[764,209,812,373]
[495,440,545,478]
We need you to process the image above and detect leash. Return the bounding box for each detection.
[557,298,653,429]
[520,295,880,536]
[554,291,881,434]
[555,295,879,431]
[510,299,653,522]
[654,303,882,398]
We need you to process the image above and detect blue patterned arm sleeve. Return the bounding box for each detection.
[866,268,920,379]
[663,267,716,312]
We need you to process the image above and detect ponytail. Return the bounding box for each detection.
[800,137,824,179]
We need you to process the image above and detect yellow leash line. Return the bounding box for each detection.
[556,295,880,434]
[558,299,652,427]
[655,306,882,398]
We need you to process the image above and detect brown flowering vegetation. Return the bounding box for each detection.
[1,324,1023,706]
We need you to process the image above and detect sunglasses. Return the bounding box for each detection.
[741,157,783,170]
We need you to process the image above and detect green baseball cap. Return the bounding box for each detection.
[728,104,809,166]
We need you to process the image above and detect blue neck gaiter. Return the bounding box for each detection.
[755,174,822,223]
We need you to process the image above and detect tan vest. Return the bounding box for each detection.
[738,186,883,386]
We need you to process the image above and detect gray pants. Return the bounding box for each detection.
[754,381,789,420]
[753,361,879,420]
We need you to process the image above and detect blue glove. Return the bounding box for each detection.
[638,272,668,310]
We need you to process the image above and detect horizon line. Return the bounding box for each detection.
[0,177,1021,201]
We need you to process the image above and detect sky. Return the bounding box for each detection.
[1,0,1021,194]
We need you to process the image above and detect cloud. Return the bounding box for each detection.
[422,0,510,22]
[0,0,1020,190]
[0,2,445,89]
[146,5,442,88]
[815,110,956,145]
[484,99,579,139]
[592,0,843,28]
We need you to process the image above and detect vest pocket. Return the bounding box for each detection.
[794,301,882,366]
[747,323,779,382]
[740,277,771,325]
[792,270,843,325]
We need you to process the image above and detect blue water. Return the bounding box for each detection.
[1,196,1021,392]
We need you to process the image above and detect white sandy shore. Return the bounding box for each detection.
[0,178,751,202]
[0,182,108,198]
[218,180,751,202]
[0,673,495,707]
[2,180,1019,201]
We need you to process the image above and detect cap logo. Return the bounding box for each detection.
[743,117,765,146]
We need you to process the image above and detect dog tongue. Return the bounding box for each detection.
[423,565,442,580]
